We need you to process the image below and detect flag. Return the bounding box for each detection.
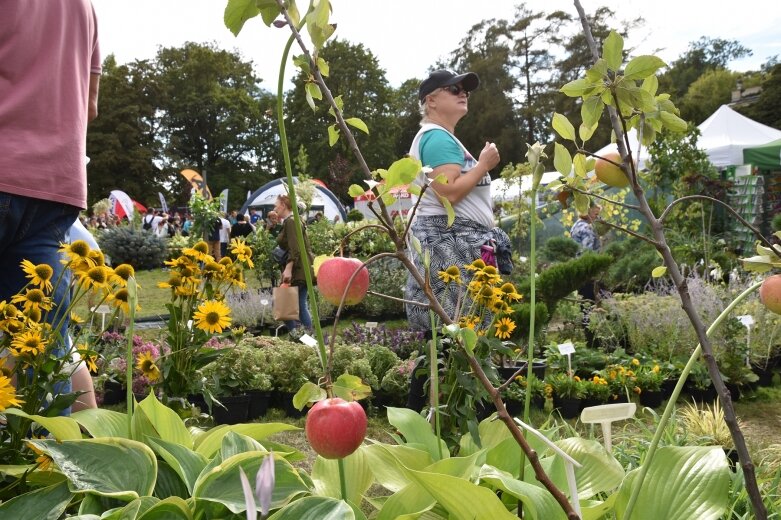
[180,169,212,199]
[109,190,135,219]
[158,192,169,213]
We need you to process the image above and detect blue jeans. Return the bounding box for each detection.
[284,284,312,331]
[0,193,79,410]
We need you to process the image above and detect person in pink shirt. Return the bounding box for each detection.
[0,0,101,413]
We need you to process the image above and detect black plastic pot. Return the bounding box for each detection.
[497,361,547,383]
[688,385,717,403]
[639,390,664,408]
[280,392,306,419]
[553,396,582,419]
[212,394,251,425]
[247,390,271,420]
[101,380,125,405]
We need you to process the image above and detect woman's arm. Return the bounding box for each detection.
[427,142,500,204]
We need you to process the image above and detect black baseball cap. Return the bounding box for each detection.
[418,69,480,103]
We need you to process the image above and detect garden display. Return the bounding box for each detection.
[2,1,781,519]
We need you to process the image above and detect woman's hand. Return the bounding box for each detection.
[477,142,500,172]
[282,264,293,284]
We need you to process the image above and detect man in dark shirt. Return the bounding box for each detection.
[230,213,254,239]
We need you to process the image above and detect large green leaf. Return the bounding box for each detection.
[425,450,484,480]
[552,113,576,142]
[623,55,666,80]
[219,431,267,460]
[138,497,192,520]
[479,465,566,520]
[154,460,190,500]
[223,0,260,36]
[603,30,624,71]
[0,480,72,520]
[556,438,624,498]
[3,408,81,440]
[269,496,355,520]
[375,483,436,520]
[72,408,129,439]
[386,407,448,461]
[554,143,573,176]
[136,394,193,448]
[364,443,433,492]
[615,446,730,520]
[193,452,310,514]
[405,467,517,520]
[312,446,374,503]
[116,496,159,518]
[581,96,604,128]
[30,438,157,500]
[147,437,208,495]
[193,423,300,458]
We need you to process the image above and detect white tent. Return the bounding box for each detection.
[595,105,781,170]
[697,105,781,168]
[240,178,347,222]
[491,171,562,203]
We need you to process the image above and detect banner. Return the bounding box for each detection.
[219,189,229,214]
[180,169,212,199]
[109,190,135,219]
[158,192,169,213]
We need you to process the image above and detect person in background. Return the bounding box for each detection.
[0,0,101,414]
[249,208,261,226]
[570,202,602,344]
[228,210,238,226]
[181,214,193,236]
[266,210,283,238]
[207,217,222,260]
[219,214,231,258]
[404,69,502,331]
[230,213,254,239]
[275,195,314,332]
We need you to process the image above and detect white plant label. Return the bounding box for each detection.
[737,315,754,328]
[299,334,318,348]
[365,321,378,330]
[557,341,576,355]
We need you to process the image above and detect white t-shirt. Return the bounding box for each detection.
[219,218,231,243]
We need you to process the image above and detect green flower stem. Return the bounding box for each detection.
[125,277,139,434]
[337,457,348,500]
[276,24,328,379]
[429,310,443,460]
[622,280,762,519]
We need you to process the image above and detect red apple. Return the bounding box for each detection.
[306,397,367,459]
[595,152,630,188]
[760,275,781,314]
[317,257,369,306]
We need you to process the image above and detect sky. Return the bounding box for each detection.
[92,0,780,90]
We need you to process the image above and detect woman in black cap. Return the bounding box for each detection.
[404,69,508,331]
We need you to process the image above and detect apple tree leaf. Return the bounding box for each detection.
[345,117,369,134]
[552,113,576,142]
[293,382,327,410]
[327,125,339,146]
[348,184,366,198]
[623,55,666,80]
[553,143,573,176]
[603,30,624,71]
[332,374,372,402]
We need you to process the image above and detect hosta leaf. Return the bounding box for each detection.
[616,446,730,520]
[138,497,192,520]
[72,408,129,439]
[0,480,72,520]
[194,423,300,458]
[479,465,566,520]
[29,438,157,501]
[555,438,625,498]
[3,408,81,441]
[268,496,356,520]
[136,393,193,448]
[364,443,433,492]
[603,31,624,71]
[312,446,374,503]
[147,436,207,495]
[386,407,449,461]
[623,55,666,80]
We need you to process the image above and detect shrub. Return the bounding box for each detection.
[602,238,658,292]
[355,257,407,318]
[200,345,271,395]
[226,289,274,329]
[246,229,279,286]
[380,358,415,404]
[540,236,580,263]
[98,226,167,270]
[307,218,340,256]
[525,252,613,311]
[347,209,364,222]
[365,346,399,387]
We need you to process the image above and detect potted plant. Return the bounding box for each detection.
[687,361,717,403]
[601,362,636,403]
[379,357,415,408]
[500,380,526,417]
[200,344,268,424]
[636,363,666,408]
[581,374,611,408]
[264,340,317,417]
[547,373,584,419]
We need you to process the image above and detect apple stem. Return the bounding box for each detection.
[337,457,348,500]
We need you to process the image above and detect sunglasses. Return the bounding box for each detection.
[442,84,469,97]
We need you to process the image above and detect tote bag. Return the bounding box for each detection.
[273,284,299,321]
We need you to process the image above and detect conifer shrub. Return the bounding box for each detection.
[98,227,167,270]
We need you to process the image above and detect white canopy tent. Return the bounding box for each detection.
[241,178,347,222]
[594,105,781,170]
[491,171,562,204]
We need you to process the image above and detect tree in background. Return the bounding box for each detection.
[284,39,399,201]
[86,56,163,208]
[737,62,781,129]
[658,37,752,103]
[154,42,276,207]
[679,69,738,124]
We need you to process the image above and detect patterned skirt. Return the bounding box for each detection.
[405,215,494,331]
